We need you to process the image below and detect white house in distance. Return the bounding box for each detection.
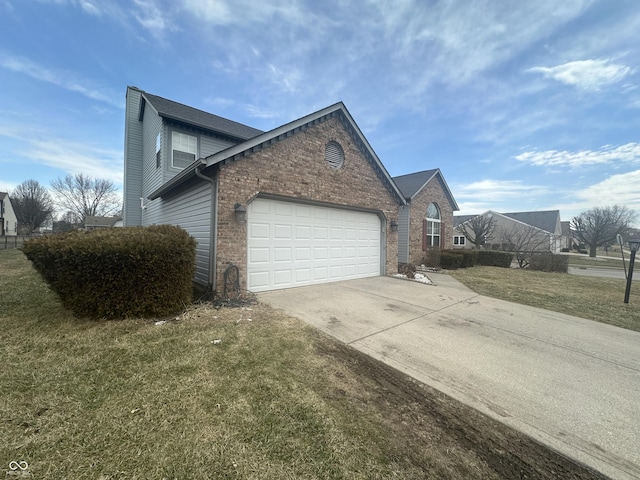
[0,192,18,236]
[453,210,564,253]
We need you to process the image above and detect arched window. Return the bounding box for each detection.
[425,203,441,248]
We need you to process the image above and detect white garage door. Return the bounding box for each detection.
[247,198,382,292]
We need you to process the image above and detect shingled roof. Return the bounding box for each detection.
[502,210,561,234]
[135,87,264,141]
[392,169,459,210]
[455,210,561,234]
[393,169,439,199]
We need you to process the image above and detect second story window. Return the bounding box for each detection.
[172,131,197,169]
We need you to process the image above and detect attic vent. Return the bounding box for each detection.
[325,141,344,170]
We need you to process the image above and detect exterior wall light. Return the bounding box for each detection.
[624,238,640,304]
[234,203,247,224]
[390,220,398,233]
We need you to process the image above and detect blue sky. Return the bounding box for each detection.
[1,0,639,224]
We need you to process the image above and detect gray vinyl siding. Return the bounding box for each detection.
[200,135,235,158]
[141,109,164,198]
[123,88,144,226]
[398,204,410,263]
[149,180,214,285]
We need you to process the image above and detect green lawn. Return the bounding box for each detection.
[448,265,640,332]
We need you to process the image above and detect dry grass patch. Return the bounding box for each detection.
[448,266,640,331]
[1,250,606,479]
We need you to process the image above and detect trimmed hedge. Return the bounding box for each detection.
[22,225,196,319]
[438,250,478,270]
[440,251,464,269]
[476,250,514,268]
[528,254,569,273]
[460,250,478,268]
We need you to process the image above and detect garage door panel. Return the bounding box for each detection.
[295,225,311,239]
[249,247,270,263]
[314,266,328,280]
[295,268,311,282]
[295,205,312,218]
[330,265,343,278]
[275,202,293,216]
[273,271,292,286]
[274,247,292,262]
[249,271,270,289]
[250,223,270,239]
[295,247,311,261]
[248,198,381,292]
[274,224,292,239]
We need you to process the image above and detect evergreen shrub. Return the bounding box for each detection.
[528,254,569,273]
[22,225,196,319]
[476,250,514,268]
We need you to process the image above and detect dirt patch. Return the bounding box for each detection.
[315,339,609,480]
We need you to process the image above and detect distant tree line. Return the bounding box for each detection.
[458,205,637,264]
[9,174,121,235]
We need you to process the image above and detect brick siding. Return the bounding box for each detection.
[408,176,454,265]
[215,115,400,292]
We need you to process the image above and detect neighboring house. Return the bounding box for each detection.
[0,192,18,236]
[392,169,459,265]
[84,216,123,230]
[124,87,406,294]
[560,221,575,250]
[454,210,563,253]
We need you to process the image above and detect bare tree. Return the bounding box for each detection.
[50,174,121,222]
[496,223,554,268]
[458,214,497,248]
[53,210,82,233]
[10,179,54,235]
[571,205,637,257]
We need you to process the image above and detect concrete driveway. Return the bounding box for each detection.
[258,274,640,480]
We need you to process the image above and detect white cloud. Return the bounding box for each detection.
[78,0,100,15]
[0,180,17,193]
[515,143,640,168]
[132,0,179,37]
[0,118,122,185]
[23,139,123,184]
[576,170,640,207]
[242,104,278,119]
[453,179,549,203]
[527,59,633,91]
[181,0,309,27]
[0,54,122,107]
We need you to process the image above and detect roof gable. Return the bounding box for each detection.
[453,214,477,227]
[133,87,264,141]
[455,210,561,234]
[85,216,122,227]
[502,210,560,234]
[392,169,459,210]
[150,102,406,205]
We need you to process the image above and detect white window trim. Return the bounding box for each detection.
[171,131,198,170]
[426,203,441,248]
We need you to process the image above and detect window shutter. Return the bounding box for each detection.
[422,219,427,251]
